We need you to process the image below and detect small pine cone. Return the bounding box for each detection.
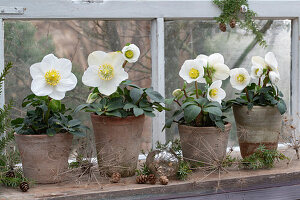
[159,176,169,185]
[136,175,148,184]
[219,23,226,32]
[230,19,236,28]
[148,174,156,185]
[19,182,29,192]
[111,172,121,183]
[5,170,15,178]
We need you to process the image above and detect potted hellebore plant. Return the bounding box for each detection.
[164,53,232,165]
[12,54,87,183]
[76,44,165,177]
[228,52,286,158]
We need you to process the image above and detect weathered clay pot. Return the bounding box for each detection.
[91,114,145,177]
[178,123,231,165]
[233,105,282,158]
[15,133,73,184]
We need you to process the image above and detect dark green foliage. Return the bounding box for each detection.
[177,161,192,180]
[0,63,18,172]
[213,0,267,47]
[226,83,287,114]
[136,163,151,176]
[241,145,288,170]
[164,84,230,130]
[76,80,166,118]
[0,168,30,188]
[12,94,88,137]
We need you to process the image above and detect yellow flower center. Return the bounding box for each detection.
[209,88,218,97]
[98,64,114,80]
[189,68,199,79]
[236,74,245,83]
[44,69,61,86]
[125,50,134,59]
[255,68,260,75]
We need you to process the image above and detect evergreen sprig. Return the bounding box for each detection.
[213,0,267,47]
[241,145,288,169]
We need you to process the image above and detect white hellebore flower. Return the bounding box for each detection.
[179,59,205,83]
[207,80,226,104]
[30,54,77,100]
[250,65,263,79]
[121,44,140,63]
[252,52,278,72]
[230,68,251,90]
[82,51,128,96]
[196,53,230,82]
[269,70,280,84]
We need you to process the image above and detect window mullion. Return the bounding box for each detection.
[151,17,166,148]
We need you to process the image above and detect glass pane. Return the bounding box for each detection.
[165,20,291,146]
[4,20,152,152]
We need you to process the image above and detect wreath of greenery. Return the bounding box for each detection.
[213,0,267,47]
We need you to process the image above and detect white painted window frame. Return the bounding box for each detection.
[0,0,299,147]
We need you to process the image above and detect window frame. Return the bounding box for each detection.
[0,0,299,147]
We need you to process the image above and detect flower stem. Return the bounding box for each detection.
[45,97,52,125]
[174,99,182,107]
[195,82,199,99]
[122,60,128,68]
[244,88,250,102]
[183,89,188,98]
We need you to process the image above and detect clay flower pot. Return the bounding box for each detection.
[178,123,231,165]
[15,133,73,184]
[90,114,145,177]
[233,105,282,158]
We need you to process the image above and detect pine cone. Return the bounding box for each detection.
[5,170,15,178]
[230,19,236,28]
[19,182,29,192]
[148,174,156,185]
[136,175,148,184]
[111,172,121,183]
[159,176,169,185]
[219,23,226,32]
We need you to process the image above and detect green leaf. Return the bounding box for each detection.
[163,118,174,130]
[68,119,81,127]
[247,103,254,110]
[70,131,86,137]
[106,110,122,117]
[74,104,89,113]
[133,107,144,117]
[142,106,154,112]
[182,102,195,109]
[203,106,222,116]
[144,111,155,117]
[277,100,287,115]
[49,99,61,112]
[130,88,144,103]
[107,99,124,111]
[145,88,164,103]
[123,103,137,110]
[165,98,175,105]
[194,97,208,106]
[184,105,201,123]
[215,121,225,130]
[46,128,56,136]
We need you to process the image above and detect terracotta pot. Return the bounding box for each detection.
[15,133,73,184]
[91,114,145,177]
[178,123,231,165]
[233,105,282,158]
